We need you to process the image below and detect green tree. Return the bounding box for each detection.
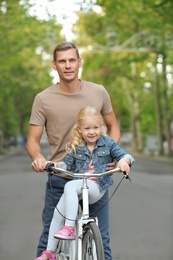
[73,0,173,155]
[0,0,64,148]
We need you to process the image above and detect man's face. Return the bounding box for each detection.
[52,49,82,82]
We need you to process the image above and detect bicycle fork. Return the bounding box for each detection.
[77,177,96,260]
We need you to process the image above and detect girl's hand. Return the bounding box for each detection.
[117,158,131,174]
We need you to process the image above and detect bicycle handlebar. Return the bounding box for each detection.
[45,163,131,181]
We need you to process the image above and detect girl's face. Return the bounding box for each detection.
[78,117,102,146]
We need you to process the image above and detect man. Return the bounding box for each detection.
[26,42,120,260]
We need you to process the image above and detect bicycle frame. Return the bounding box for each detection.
[77,176,98,260]
[45,164,131,260]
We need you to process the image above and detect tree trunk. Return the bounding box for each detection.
[162,53,172,156]
[154,58,164,155]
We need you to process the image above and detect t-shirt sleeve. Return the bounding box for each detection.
[100,85,113,116]
[29,95,46,126]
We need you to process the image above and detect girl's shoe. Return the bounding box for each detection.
[35,250,56,260]
[54,225,76,240]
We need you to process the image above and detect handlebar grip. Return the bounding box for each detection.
[45,163,55,172]
[123,171,128,178]
[123,171,132,182]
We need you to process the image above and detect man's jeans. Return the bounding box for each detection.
[37,174,112,260]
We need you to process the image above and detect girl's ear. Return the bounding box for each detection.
[78,125,82,133]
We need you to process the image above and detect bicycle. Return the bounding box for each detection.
[45,163,131,260]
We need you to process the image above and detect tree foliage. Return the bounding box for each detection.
[0,0,64,147]
[73,0,173,155]
[0,0,172,156]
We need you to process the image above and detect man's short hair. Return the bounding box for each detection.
[53,42,80,61]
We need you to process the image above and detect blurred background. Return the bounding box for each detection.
[0,0,173,158]
[0,2,173,260]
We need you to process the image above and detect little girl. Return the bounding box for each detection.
[36,106,135,260]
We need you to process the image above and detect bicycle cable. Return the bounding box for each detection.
[90,175,128,216]
[49,173,129,220]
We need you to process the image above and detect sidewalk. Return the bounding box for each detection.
[121,144,173,164]
[0,146,25,162]
[133,151,173,164]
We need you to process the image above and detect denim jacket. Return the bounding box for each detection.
[60,135,135,191]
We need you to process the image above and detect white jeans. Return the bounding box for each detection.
[47,179,105,251]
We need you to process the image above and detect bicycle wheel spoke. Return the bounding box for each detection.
[82,222,104,260]
[56,240,76,260]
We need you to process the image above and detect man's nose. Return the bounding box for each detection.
[65,61,71,68]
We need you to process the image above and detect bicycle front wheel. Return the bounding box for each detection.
[82,222,104,260]
[56,240,76,260]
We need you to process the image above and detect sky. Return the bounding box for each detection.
[28,0,83,40]
[26,0,99,83]
[23,0,84,83]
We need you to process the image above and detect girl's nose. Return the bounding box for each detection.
[89,129,94,134]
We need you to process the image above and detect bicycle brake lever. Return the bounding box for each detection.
[123,172,132,182]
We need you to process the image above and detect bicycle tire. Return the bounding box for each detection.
[82,222,104,260]
[56,240,76,260]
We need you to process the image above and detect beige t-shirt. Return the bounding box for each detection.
[29,80,113,161]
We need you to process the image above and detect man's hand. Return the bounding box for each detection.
[31,157,47,172]
[106,160,116,171]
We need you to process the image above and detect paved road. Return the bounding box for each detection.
[109,154,173,260]
[0,148,172,260]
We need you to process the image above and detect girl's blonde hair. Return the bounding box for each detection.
[66,106,107,154]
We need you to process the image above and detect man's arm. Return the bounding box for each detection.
[103,110,121,170]
[103,110,120,143]
[26,125,46,172]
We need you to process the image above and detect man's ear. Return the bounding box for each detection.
[79,57,83,68]
[52,61,56,70]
